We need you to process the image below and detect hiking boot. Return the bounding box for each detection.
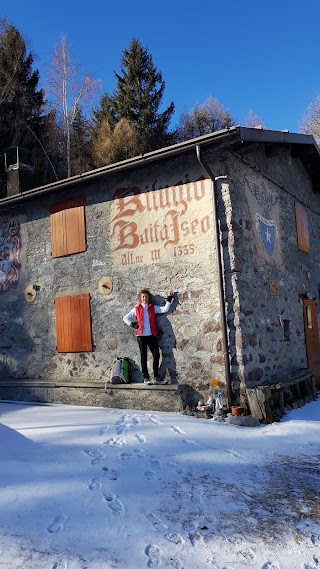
[152,377,168,385]
[143,377,151,385]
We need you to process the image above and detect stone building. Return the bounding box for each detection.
[0,127,319,413]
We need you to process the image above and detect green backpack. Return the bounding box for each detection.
[110,357,132,384]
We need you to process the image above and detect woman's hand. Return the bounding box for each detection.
[166,290,174,302]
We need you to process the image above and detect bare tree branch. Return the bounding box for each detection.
[45,36,101,177]
[300,97,320,145]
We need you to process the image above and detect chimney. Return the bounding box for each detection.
[4,147,34,197]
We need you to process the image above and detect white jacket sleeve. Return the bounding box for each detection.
[154,301,171,315]
[123,308,136,326]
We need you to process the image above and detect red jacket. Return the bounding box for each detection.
[135,304,158,336]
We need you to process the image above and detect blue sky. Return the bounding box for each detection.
[1,0,320,133]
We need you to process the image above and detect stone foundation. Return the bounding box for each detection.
[0,381,193,412]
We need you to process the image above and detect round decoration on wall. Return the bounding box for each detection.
[98,277,113,296]
[24,284,36,303]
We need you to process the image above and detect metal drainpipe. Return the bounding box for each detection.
[195,145,232,409]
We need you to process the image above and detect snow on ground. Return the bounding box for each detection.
[0,398,319,569]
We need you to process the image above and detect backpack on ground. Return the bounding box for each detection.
[109,357,133,384]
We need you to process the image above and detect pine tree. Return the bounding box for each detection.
[0,24,45,163]
[92,93,116,132]
[92,38,175,163]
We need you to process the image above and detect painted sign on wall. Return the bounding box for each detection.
[245,178,279,258]
[0,217,21,292]
[110,176,213,267]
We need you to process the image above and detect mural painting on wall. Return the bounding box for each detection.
[0,217,21,292]
[110,176,213,267]
[245,178,279,255]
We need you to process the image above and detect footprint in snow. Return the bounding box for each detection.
[120,451,132,460]
[164,532,184,544]
[238,548,255,559]
[187,532,204,546]
[115,414,141,433]
[132,415,141,425]
[149,458,161,469]
[183,439,200,446]
[170,426,186,435]
[147,512,168,532]
[51,562,67,569]
[47,515,67,534]
[145,544,162,568]
[166,461,178,468]
[88,477,102,490]
[147,414,163,425]
[101,466,119,480]
[103,436,127,447]
[135,433,147,443]
[304,563,319,569]
[83,448,103,458]
[144,470,156,480]
[103,491,125,516]
[134,448,145,459]
[115,424,129,435]
[188,485,203,505]
[83,448,105,464]
[261,563,280,569]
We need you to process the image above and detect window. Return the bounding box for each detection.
[55,294,93,352]
[50,197,86,258]
[294,201,310,253]
[283,319,291,341]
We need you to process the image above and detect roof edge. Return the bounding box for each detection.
[0,127,240,207]
[239,126,319,150]
[0,126,319,207]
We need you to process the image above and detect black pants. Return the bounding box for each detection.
[137,335,159,379]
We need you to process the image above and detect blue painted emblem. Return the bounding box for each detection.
[256,213,276,255]
[246,179,278,256]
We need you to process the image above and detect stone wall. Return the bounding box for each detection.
[213,144,320,404]
[0,150,227,403]
[0,141,318,409]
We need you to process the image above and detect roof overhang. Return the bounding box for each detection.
[236,127,320,193]
[0,126,320,207]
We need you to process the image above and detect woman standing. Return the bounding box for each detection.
[123,289,174,384]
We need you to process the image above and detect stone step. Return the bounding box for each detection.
[0,381,192,412]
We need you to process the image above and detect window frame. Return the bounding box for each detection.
[55,293,93,353]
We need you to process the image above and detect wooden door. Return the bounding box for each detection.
[303,299,320,386]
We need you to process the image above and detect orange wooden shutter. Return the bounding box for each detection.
[50,197,86,257]
[295,201,310,253]
[55,294,93,352]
